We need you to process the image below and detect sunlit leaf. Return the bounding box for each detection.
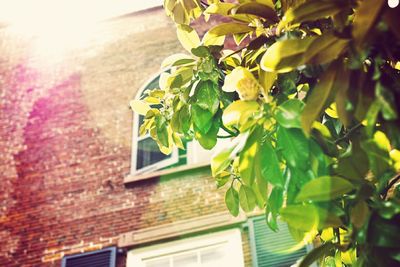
[235,2,279,22]
[208,22,254,37]
[275,99,305,128]
[261,37,315,73]
[239,126,261,185]
[239,185,257,212]
[259,138,284,187]
[295,176,355,202]
[130,100,151,115]
[177,24,201,52]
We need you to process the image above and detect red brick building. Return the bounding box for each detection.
[0,5,310,267]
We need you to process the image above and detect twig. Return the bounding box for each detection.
[221,124,239,137]
[334,123,363,144]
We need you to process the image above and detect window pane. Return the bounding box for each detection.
[200,246,227,267]
[137,137,170,169]
[173,252,198,267]
[145,258,170,267]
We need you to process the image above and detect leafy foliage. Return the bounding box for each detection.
[131,0,400,265]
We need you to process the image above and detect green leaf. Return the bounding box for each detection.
[376,82,398,120]
[177,24,200,52]
[225,187,240,216]
[191,104,213,133]
[239,185,256,212]
[301,61,342,135]
[299,242,336,267]
[351,200,369,229]
[295,176,355,202]
[252,177,267,208]
[207,22,254,37]
[352,0,385,49]
[336,141,369,180]
[275,99,305,128]
[191,46,210,57]
[259,138,284,187]
[155,116,169,148]
[130,100,151,115]
[194,81,220,115]
[194,116,219,149]
[277,127,309,169]
[361,131,392,178]
[239,126,262,185]
[335,66,352,127]
[235,2,279,22]
[260,37,315,73]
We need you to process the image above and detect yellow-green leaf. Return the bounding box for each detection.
[259,70,276,99]
[260,37,315,73]
[208,22,254,37]
[205,2,236,16]
[235,2,279,22]
[301,61,341,135]
[202,31,225,46]
[226,187,240,216]
[239,185,256,212]
[222,100,260,129]
[239,126,261,185]
[130,100,151,115]
[295,176,355,202]
[305,33,349,65]
[177,24,200,52]
[279,0,343,31]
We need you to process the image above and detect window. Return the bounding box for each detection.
[127,229,245,267]
[131,72,229,175]
[248,217,313,267]
[61,247,116,267]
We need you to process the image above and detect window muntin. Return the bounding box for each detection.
[127,229,245,267]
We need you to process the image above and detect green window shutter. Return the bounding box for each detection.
[249,217,308,267]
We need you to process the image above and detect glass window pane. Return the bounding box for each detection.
[200,246,227,267]
[137,137,170,169]
[145,258,170,267]
[173,252,198,267]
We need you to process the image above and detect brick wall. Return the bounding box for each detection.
[0,7,253,267]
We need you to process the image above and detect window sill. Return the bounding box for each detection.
[124,162,210,184]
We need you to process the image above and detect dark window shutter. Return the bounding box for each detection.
[249,217,308,267]
[61,247,116,267]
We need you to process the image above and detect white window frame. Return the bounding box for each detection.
[126,229,245,267]
[130,71,179,175]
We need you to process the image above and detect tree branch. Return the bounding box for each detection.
[334,123,363,144]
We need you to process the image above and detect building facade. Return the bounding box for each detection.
[0,6,308,267]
